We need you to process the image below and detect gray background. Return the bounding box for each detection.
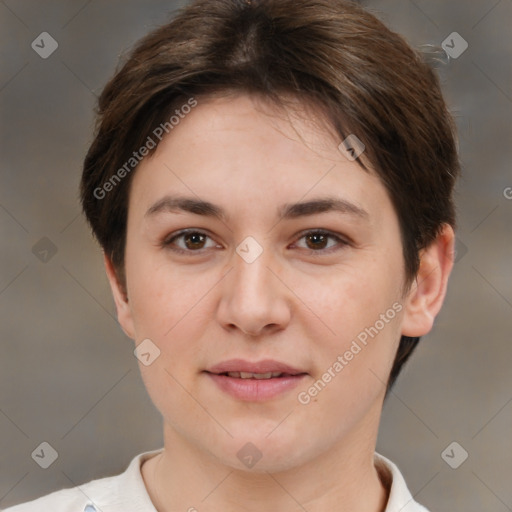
[1,0,511,510]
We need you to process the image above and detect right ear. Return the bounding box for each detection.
[103,252,136,340]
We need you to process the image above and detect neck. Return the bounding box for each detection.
[142,409,390,512]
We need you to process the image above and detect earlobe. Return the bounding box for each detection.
[400,224,455,337]
[103,252,136,340]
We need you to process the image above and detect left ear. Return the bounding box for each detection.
[401,224,455,337]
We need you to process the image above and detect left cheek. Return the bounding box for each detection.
[320,274,399,352]
[326,272,389,327]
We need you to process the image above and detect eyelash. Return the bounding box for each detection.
[162,229,350,256]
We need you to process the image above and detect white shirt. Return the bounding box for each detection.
[2,449,430,512]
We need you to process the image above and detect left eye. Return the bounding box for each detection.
[293,230,348,253]
[163,229,347,255]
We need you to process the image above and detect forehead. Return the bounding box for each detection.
[128,93,392,229]
[161,92,352,160]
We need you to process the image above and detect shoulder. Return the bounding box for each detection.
[2,471,122,512]
[2,449,163,512]
[1,476,115,512]
[374,452,431,512]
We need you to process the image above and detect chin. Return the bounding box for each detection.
[227,447,310,474]
[214,426,312,473]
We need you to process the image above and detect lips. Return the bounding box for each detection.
[204,359,308,401]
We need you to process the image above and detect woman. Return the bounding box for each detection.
[4,0,460,510]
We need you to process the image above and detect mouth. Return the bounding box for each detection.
[211,371,300,379]
[204,359,308,401]
[206,358,307,376]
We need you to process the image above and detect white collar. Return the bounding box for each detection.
[374,452,430,511]
[102,448,429,512]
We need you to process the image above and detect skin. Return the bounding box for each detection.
[104,93,454,512]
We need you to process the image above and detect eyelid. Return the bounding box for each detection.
[162,228,351,255]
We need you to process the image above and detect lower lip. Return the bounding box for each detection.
[205,372,307,401]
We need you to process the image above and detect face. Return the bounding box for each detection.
[107,93,438,473]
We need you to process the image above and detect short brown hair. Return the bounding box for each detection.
[80,0,460,393]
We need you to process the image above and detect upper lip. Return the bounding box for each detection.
[206,359,307,375]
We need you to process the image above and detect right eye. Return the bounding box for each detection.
[162,229,219,254]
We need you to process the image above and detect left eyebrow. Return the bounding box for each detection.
[144,194,369,222]
[278,196,369,220]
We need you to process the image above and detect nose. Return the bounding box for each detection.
[216,244,292,337]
